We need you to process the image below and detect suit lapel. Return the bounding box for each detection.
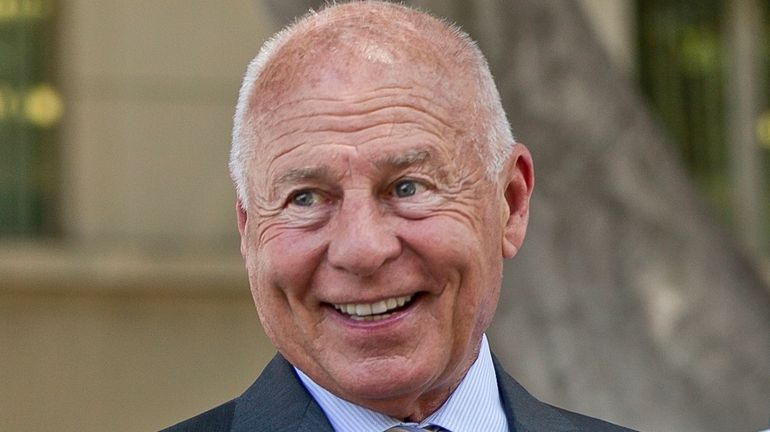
[493,355,578,432]
[230,354,334,432]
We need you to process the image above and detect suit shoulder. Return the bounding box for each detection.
[492,353,637,431]
[548,404,638,432]
[160,399,236,432]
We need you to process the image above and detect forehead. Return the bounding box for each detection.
[242,6,488,186]
[256,80,464,183]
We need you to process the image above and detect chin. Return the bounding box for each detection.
[329,354,445,403]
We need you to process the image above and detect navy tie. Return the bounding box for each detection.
[386,426,443,431]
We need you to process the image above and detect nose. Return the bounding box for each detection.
[326,193,401,277]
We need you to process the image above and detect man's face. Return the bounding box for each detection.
[237,54,530,416]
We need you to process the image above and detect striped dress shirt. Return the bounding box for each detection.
[295,334,509,432]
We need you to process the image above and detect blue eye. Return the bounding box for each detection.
[290,190,318,207]
[393,180,419,198]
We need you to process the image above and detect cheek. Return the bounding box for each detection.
[243,228,327,349]
[399,214,488,292]
[245,228,328,348]
[249,227,328,295]
[400,201,497,263]
[401,212,502,316]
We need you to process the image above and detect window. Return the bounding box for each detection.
[0,0,61,236]
[637,0,770,253]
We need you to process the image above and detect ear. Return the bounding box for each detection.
[501,143,534,258]
[236,199,248,257]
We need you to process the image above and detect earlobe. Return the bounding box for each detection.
[501,144,534,258]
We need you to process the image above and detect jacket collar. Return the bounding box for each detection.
[230,354,334,432]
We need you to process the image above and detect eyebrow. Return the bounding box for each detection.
[273,166,335,188]
[373,149,432,169]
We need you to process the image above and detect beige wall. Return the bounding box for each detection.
[0,2,637,431]
[0,291,273,431]
[2,1,278,430]
[58,0,264,243]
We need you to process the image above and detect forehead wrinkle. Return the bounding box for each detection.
[252,68,465,128]
[260,103,456,145]
[259,88,457,128]
[255,85,412,119]
[260,124,308,150]
[262,120,445,156]
[304,119,445,138]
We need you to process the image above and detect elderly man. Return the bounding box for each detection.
[164,1,634,431]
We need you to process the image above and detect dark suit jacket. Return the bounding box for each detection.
[162,354,635,431]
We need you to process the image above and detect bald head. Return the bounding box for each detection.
[231,1,514,209]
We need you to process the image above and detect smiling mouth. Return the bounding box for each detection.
[332,294,415,321]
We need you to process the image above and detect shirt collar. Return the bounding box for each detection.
[295,334,508,432]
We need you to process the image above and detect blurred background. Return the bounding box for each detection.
[0,0,768,431]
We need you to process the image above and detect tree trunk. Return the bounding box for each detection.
[260,1,770,431]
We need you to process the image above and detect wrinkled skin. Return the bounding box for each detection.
[236,28,534,422]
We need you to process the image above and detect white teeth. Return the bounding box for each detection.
[356,303,372,316]
[371,300,388,315]
[350,312,393,322]
[333,295,413,319]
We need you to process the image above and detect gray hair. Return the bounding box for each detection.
[230,1,514,210]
